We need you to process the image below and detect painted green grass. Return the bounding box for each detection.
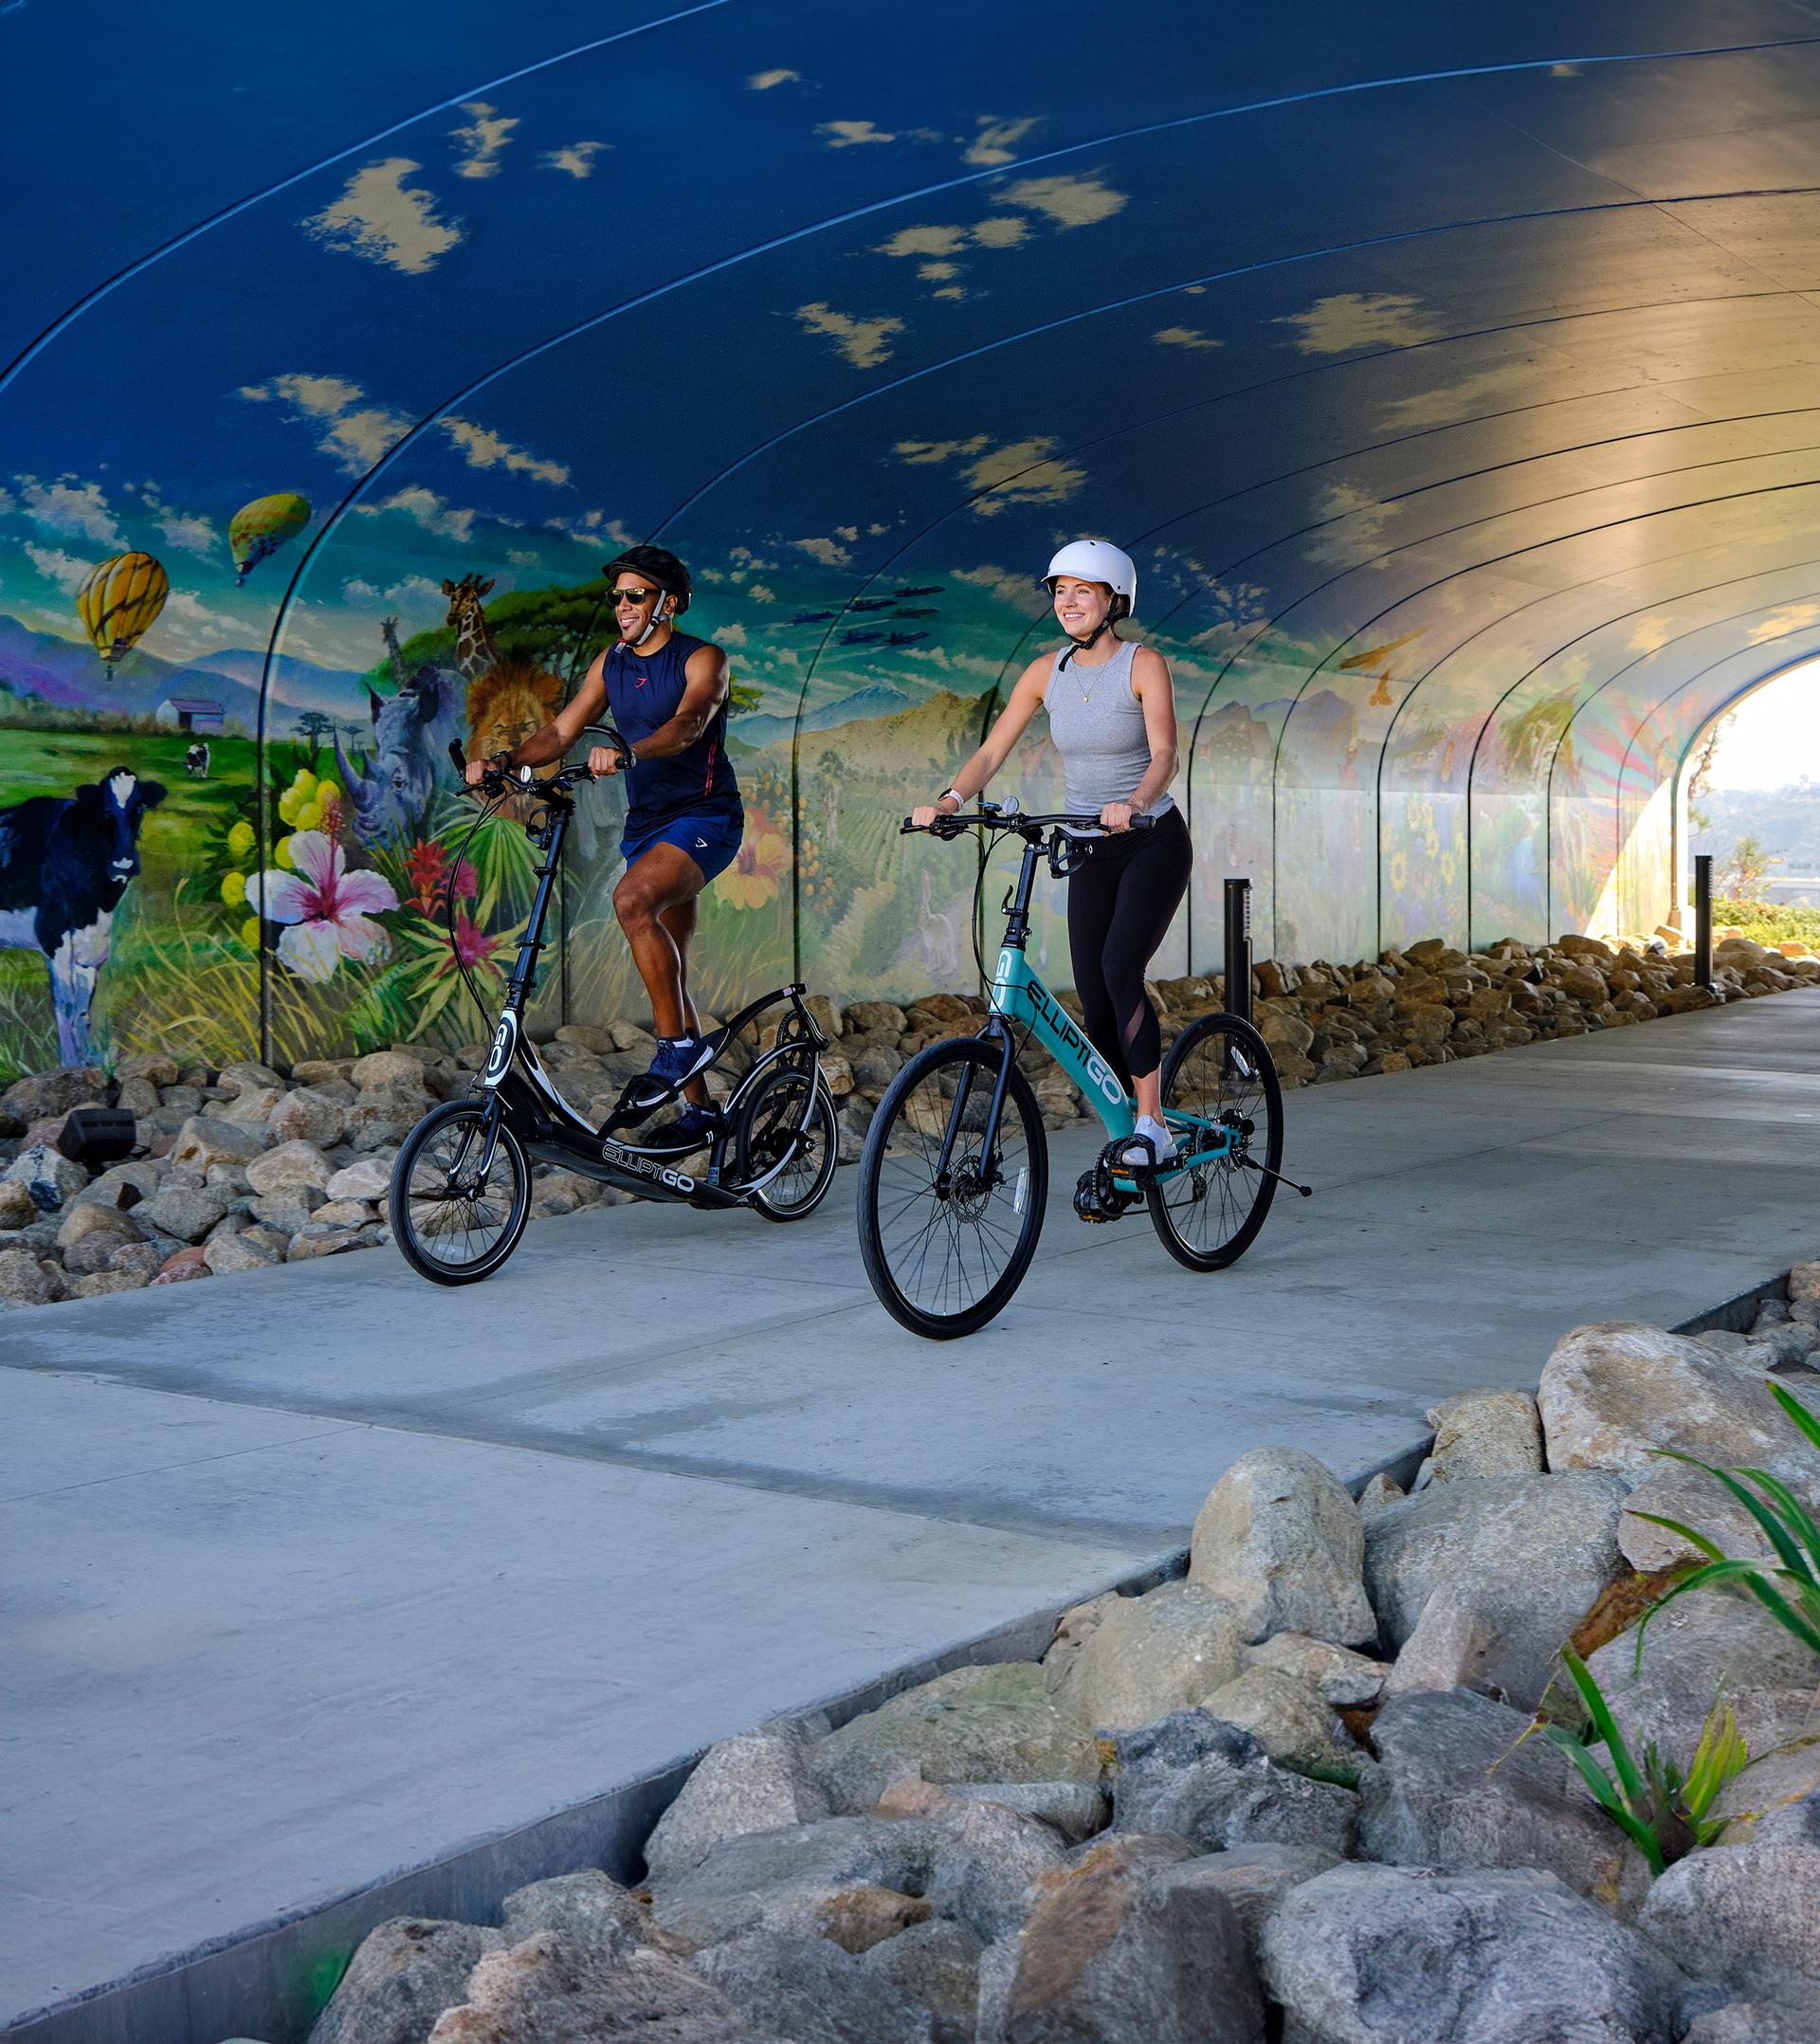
[1,730,257,1077]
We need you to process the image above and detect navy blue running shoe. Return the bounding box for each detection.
[646,1031,717,1089]
[644,1101,722,1153]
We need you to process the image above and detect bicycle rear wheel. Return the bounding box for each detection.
[857,1037,1047,1339]
[735,1063,839,1221]
[390,1100,532,1285]
[1148,1013,1283,1271]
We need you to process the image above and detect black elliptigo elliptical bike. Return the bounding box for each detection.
[389,729,839,1286]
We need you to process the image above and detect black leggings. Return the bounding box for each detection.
[1065,805,1192,1088]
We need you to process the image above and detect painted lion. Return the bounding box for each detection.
[467,659,563,814]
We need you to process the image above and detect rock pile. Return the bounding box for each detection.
[295,1275,1820,2044]
[2,927,1814,1310]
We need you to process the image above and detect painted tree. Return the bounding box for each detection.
[294,709,336,760]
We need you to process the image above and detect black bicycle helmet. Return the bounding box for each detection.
[603,544,692,615]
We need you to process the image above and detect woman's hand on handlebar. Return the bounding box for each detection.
[909,793,961,830]
[1099,800,1135,833]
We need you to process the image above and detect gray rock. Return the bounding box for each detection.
[218,1058,286,1096]
[68,1268,152,1298]
[426,1933,760,2043]
[1154,1843,1339,1949]
[498,1869,652,1965]
[863,1918,981,2044]
[352,1050,427,1089]
[1200,1668,1361,1784]
[1242,1634,1389,1707]
[3,1141,87,1205]
[1188,1448,1374,1647]
[170,1114,264,1172]
[1618,1459,1782,1573]
[1356,1472,1404,1513]
[136,1185,228,1244]
[943,1781,1108,1843]
[246,1139,335,1196]
[1360,1688,1649,1915]
[1712,1736,1820,1845]
[1538,1322,1809,1481]
[1639,1841,1820,1997]
[1112,1711,1357,1856]
[0,1178,38,1229]
[1260,1865,1682,2044]
[289,1225,369,1260]
[1585,1587,1820,1764]
[1680,1989,1820,2043]
[812,1663,1101,1815]
[2,1065,108,1121]
[644,1729,831,1884]
[1424,1388,1542,1482]
[327,1157,395,1203]
[974,1935,1016,2044]
[698,1930,937,2044]
[924,1796,1067,1942]
[55,1199,141,1251]
[1366,1469,1626,1711]
[648,1815,932,1951]
[116,1050,179,1086]
[1045,1581,1245,1732]
[308,1916,499,2044]
[219,1083,285,1132]
[269,1086,351,1148]
[0,1249,56,1305]
[995,1836,1265,2044]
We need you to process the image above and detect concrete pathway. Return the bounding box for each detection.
[4,990,1817,2034]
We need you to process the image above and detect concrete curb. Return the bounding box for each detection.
[9,1279,1791,2044]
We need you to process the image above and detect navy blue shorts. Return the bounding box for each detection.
[621,808,744,885]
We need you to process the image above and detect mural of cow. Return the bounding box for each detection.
[0,767,167,1065]
[333,667,464,845]
[184,740,210,777]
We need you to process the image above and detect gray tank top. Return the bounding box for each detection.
[1043,638,1174,818]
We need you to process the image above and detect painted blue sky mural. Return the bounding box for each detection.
[5,0,1820,1068]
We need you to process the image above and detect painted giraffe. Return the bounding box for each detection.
[380,617,410,691]
[441,575,500,683]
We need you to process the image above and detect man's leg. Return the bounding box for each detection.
[612,842,707,1041]
[658,893,711,1107]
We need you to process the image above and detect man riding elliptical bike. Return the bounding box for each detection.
[465,545,741,1152]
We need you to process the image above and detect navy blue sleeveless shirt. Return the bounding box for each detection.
[602,630,741,835]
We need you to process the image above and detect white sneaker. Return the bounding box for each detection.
[1118,1116,1176,1169]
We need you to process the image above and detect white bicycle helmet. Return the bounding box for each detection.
[1042,538,1138,620]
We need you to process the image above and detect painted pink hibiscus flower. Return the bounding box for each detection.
[251,830,399,983]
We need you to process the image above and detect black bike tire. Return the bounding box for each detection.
[857,1036,1047,1340]
[1147,1013,1284,1272]
[737,1067,841,1222]
[390,1100,533,1286]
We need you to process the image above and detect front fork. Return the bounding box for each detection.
[936,1022,1016,1193]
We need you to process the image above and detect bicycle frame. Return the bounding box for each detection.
[941,826,1233,1188]
[463,784,828,1210]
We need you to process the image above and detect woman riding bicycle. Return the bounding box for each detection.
[911,538,1191,1168]
[465,544,739,1149]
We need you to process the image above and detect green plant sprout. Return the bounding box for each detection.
[1628,1380,1820,1663]
[1542,1652,1749,1877]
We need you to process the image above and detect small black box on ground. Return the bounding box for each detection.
[56,1104,137,1167]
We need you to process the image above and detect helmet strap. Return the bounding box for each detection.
[632,596,672,649]
[1057,616,1113,671]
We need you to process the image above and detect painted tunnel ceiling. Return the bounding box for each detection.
[4,0,1820,1068]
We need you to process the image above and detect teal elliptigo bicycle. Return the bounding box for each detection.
[857,802,1302,1339]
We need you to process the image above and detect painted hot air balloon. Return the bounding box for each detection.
[228,492,311,583]
[76,552,169,668]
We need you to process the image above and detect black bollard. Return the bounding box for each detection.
[1693,853,1713,991]
[1224,876,1253,1031]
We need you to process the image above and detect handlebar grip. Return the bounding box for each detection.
[447,739,468,775]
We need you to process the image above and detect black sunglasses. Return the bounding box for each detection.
[612,585,662,606]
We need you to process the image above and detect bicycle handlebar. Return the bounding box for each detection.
[450,721,633,799]
[901,807,1157,840]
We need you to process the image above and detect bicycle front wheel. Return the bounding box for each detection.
[1148,1013,1283,1271]
[390,1100,532,1286]
[857,1037,1047,1339]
